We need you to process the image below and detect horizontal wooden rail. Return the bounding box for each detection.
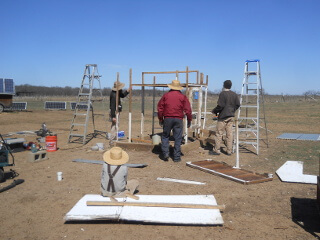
[87,201,225,210]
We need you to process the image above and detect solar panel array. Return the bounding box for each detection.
[0,78,15,94]
[44,101,67,110]
[12,102,27,110]
[70,102,89,110]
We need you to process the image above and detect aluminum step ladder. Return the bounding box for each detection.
[236,59,268,154]
[68,64,108,144]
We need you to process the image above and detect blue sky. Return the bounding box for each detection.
[1,0,319,95]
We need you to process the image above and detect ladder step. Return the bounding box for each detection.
[69,134,85,137]
[238,129,258,132]
[74,113,87,116]
[75,103,89,106]
[246,71,257,75]
[238,117,258,120]
[72,123,86,126]
[240,105,258,108]
[239,141,258,145]
[79,93,90,96]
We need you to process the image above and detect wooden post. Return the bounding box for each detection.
[202,75,209,131]
[128,68,132,143]
[235,117,240,169]
[152,76,156,136]
[184,66,189,144]
[141,73,145,138]
[116,72,120,141]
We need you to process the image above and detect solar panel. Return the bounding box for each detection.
[4,79,14,93]
[277,133,320,141]
[297,134,320,141]
[0,78,15,94]
[12,102,27,110]
[44,101,67,110]
[276,133,302,140]
[70,102,89,110]
[0,79,3,93]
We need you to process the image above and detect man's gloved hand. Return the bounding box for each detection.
[159,120,163,127]
[187,121,191,128]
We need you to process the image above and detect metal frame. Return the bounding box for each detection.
[236,59,268,157]
[68,64,107,144]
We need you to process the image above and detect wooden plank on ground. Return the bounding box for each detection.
[186,160,273,185]
[87,201,225,210]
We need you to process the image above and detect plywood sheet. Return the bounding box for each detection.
[187,160,273,185]
[64,194,224,225]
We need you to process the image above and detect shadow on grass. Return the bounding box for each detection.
[291,197,320,239]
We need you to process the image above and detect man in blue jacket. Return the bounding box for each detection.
[157,80,192,162]
[211,80,240,156]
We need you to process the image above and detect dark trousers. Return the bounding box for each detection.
[161,118,183,159]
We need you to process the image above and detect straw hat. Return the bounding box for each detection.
[103,147,129,165]
[168,80,183,90]
[112,81,125,91]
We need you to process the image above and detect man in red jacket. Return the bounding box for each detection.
[157,80,192,162]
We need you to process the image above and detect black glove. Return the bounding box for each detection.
[159,120,163,127]
[187,121,191,128]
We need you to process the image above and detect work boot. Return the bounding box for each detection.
[209,150,220,156]
[161,154,169,161]
[173,157,181,162]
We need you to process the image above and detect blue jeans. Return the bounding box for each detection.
[161,118,183,159]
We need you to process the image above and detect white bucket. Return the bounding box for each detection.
[152,135,161,145]
[57,172,63,181]
[96,143,104,151]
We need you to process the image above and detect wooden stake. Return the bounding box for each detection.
[86,201,225,210]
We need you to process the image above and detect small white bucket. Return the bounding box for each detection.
[152,135,161,145]
[96,143,104,151]
[57,172,63,181]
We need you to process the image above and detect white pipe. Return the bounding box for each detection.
[128,112,132,142]
[234,119,240,169]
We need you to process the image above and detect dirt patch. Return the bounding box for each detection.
[0,101,319,240]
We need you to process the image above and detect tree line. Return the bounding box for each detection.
[15,84,219,97]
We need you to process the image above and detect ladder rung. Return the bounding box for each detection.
[240,105,258,108]
[79,93,90,96]
[238,117,258,120]
[75,103,89,106]
[69,134,85,137]
[72,123,86,126]
[246,72,257,75]
[238,129,258,132]
[239,141,258,145]
[74,113,87,116]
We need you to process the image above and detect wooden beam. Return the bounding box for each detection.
[86,201,225,210]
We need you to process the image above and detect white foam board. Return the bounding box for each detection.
[276,161,317,184]
[64,194,224,225]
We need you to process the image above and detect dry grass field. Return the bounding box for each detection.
[0,96,319,240]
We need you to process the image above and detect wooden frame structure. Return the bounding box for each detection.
[126,67,209,144]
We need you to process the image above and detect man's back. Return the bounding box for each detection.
[157,90,192,121]
[216,90,240,120]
